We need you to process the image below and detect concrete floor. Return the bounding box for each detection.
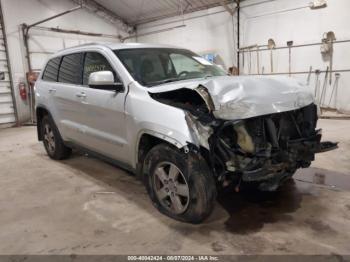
[0,119,349,255]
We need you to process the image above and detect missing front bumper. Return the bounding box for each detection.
[240,131,338,184]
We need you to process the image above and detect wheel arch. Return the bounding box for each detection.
[135,131,185,178]
[135,130,213,180]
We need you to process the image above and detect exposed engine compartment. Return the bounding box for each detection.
[150,87,338,191]
[211,104,326,190]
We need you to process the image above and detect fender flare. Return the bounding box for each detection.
[134,129,191,167]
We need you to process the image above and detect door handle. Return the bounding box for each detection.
[76,92,87,98]
[48,88,56,93]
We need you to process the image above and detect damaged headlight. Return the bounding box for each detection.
[185,112,213,150]
[194,86,215,112]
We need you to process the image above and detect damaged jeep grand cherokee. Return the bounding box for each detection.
[36,43,337,223]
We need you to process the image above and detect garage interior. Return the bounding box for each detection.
[0,0,350,257]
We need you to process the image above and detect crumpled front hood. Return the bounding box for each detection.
[148,75,314,120]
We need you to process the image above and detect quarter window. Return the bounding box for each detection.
[42,57,61,82]
[83,52,115,85]
[58,53,84,84]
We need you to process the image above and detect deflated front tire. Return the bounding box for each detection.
[143,144,217,224]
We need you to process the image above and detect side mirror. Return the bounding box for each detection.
[88,71,123,92]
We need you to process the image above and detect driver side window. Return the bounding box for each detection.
[170,53,203,74]
[83,52,118,86]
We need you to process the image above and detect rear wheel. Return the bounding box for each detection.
[144,144,217,223]
[42,115,71,160]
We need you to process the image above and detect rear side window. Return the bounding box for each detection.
[58,53,84,85]
[83,52,115,85]
[42,57,61,82]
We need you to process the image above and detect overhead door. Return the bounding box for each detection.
[0,2,17,125]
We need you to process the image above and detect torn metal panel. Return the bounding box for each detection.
[185,112,213,149]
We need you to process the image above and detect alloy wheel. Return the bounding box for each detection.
[153,161,190,214]
[43,123,55,154]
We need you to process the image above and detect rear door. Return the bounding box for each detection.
[40,56,61,121]
[53,52,86,143]
[77,51,129,163]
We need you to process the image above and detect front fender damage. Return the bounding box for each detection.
[149,86,215,150]
[185,112,212,150]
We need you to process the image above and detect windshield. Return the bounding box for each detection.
[114,48,226,87]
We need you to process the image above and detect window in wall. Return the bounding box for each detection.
[42,57,61,82]
[58,53,84,85]
[83,52,116,86]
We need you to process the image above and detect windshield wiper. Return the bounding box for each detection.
[147,75,216,87]
[147,77,180,86]
[204,75,214,79]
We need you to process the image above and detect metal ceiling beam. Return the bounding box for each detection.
[22,4,84,72]
[183,0,193,13]
[220,0,237,15]
[31,25,122,40]
[26,5,83,30]
[134,0,235,25]
[71,0,135,34]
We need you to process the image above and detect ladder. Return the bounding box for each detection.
[0,1,18,126]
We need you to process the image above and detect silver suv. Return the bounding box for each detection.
[35,43,336,223]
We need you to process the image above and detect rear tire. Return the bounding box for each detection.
[41,115,71,160]
[144,144,217,224]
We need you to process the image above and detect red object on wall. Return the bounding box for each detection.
[19,82,27,100]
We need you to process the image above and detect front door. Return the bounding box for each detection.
[77,51,129,164]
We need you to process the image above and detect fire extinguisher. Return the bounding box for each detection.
[19,82,27,100]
